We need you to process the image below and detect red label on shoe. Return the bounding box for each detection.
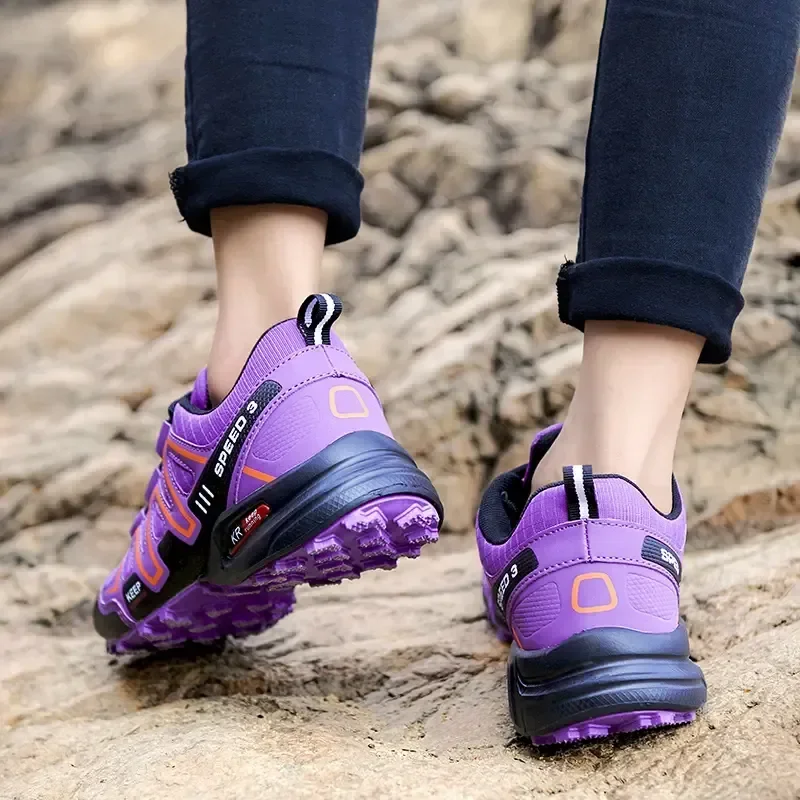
[230,503,270,555]
[242,504,270,534]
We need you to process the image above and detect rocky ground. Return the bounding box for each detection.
[1,1,799,798]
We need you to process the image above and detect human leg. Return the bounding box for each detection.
[173,0,378,400]
[537,0,800,509]
[94,0,443,653]
[208,205,326,402]
[478,0,800,743]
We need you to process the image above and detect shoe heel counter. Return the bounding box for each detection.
[506,522,681,651]
[233,374,393,503]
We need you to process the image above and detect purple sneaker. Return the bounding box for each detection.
[94,294,442,653]
[477,425,706,745]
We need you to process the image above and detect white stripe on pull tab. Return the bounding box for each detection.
[572,464,590,520]
[314,293,336,345]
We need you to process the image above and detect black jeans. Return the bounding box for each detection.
[170,0,800,363]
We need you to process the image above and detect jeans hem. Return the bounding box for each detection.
[170,146,364,245]
[556,257,745,364]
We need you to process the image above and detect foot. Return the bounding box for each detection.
[95,294,443,654]
[476,425,706,745]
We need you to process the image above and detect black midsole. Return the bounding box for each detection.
[207,431,442,584]
[507,625,707,737]
[94,431,442,640]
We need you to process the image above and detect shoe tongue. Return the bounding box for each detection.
[523,424,562,485]
[190,368,211,410]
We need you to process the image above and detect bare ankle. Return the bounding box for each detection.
[206,204,328,403]
[532,430,675,512]
[531,320,703,513]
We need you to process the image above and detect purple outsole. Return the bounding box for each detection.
[532,710,696,746]
[109,495,439,654]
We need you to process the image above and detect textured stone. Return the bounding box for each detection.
[537,0,606,64]
[395,125,496,203]
[368,78,423,112]
[428,73,492,118]
[361,172,422,234]
[517,149,584,228]
[459,0,536,63]
[2,526,800,798]
[731,307,795,359]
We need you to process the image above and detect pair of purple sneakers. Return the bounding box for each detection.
[95,294,705,744]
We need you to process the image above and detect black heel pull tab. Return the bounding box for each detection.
[297,293,343,346]
[563,465,599,521]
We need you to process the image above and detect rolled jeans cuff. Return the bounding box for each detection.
[170,146,364,245]
[557,257,745,364]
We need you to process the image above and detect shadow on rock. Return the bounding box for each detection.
[113,637,389,709]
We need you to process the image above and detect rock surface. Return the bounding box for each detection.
[3,523,800,799]
[1,0,800,797]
